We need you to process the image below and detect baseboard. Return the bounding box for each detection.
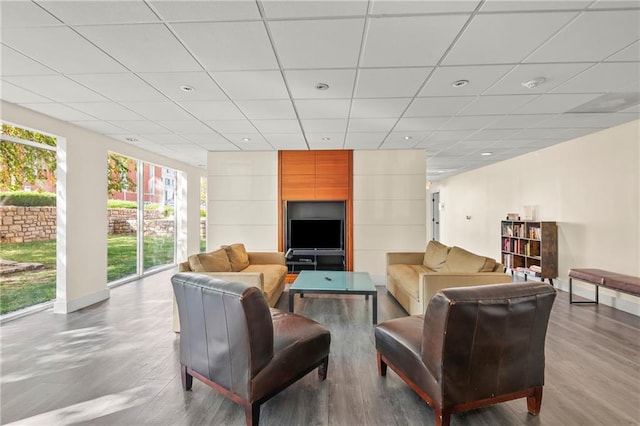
[53,288,110,314]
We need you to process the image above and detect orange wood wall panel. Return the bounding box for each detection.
[280,151,315,175]
[280,174,315,200]
[315,151,349,200]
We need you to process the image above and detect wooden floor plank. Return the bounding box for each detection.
[1,269,639,425]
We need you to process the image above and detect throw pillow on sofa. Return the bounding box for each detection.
[223,243,250,272]
[423,240,450,271]
[442,246,491,273]
[188,248,232,272]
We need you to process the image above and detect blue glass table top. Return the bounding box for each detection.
[290,270,375,293]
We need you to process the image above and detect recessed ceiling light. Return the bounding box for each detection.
[403,136,413,140]
[481,152,493,156]
[180,85,195,92]
[321,137,331,141]
[521,77,545,89]
[242,137,251,142]
[125,137,138,142]
[315,82,329,91]
[451,79,469,88]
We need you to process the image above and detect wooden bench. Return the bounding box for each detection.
[568,268,640,304]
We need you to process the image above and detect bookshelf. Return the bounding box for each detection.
[501,220,558,285]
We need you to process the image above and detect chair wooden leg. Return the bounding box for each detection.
[181,364,193,391]
[318,356,329,380]
[527,386,543,415]
[244,403,260,426]
[377,352,387,376]
[435,407,451,426]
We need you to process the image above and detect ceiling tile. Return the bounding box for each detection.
[515,93,601,114]
[108,120,171,134]
[307,133,346,149]
[295,99,351,119]
[588,0,640,9]
[486,63,594,95]
[551,62,640,93]
[1,27,126,74]
[235,100,297,119]
[362,15,468,67]
[263,134,308,150]
[262,0,368,18]
[486,114,555,129]
[37,2,159,25]
[344,132,387,149]
[180,100,246,120]
[182,133,234,147]
[386,131,430,145]
[538,112,639,128]
[171,21,278,71]
[269,19,365,69]
[251,120,302,134]
[120,101,193,121]
[68,73,166,101]
[405,96,476,117]
[526,10,640,63]
[211,70,288,100]
[1,46,57,76]
[350,98,411,118]
[356,68,432,98]
[419,65,513,96]
[510,128,594,140]
[4,75,106,102]
[459,95,538,115]
[425,130,476,142]
[480,0,591,12]
[301,119,348,133]
[465,128,519,140]
[149,1,261,21]
[235,139,277,151]
[0,81,53,103]
[138,72,227,101]
[394,117,450,131]
[66,102,144,121]
[443,12,577,65]
[285,69,356,99]
[223,133,268,145]
[371,1,481,14]
[71,120,128,134]
[438,115,499,130]
[204,120,257,133]
[75,24,201,72]
[607,40,640,62]
[348,118,397,132]
[19,102,96,121]
[0,2,62,27]
[157,120,215,134]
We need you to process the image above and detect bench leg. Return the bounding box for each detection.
[569,278,599,305]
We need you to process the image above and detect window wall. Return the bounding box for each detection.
[107,153,178,283]
[0,124,57,315]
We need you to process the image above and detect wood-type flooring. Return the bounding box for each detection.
[1,269,639,425]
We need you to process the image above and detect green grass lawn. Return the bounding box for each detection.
[1,235,176,315]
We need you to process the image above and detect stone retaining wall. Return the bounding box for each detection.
[1,206,206,243]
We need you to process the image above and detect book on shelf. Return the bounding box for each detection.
[529,264,542,273]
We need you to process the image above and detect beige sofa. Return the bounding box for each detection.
[172,243,287,332]
[386,241,512,315]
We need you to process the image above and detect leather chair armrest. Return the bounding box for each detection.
[387,252,424,265]
[248,252,286,266]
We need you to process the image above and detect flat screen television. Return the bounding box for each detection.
[289,219,343,249]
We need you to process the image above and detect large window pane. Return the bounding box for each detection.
[0,124,57,315]
[107,152,138,283]
[143,164,176,272]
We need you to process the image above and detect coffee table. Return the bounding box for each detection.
[288,270,377,324]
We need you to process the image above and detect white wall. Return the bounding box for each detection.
[353,150,427,285]
[2,101,205,313]
[432,119,640,315]
[207,151,279,251]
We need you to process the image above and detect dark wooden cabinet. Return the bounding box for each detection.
[501,220,558,284]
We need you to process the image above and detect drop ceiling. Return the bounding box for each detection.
[1,0,638,180]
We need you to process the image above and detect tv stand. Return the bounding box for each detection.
[286,248,345,274]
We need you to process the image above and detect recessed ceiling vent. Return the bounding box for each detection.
[568,92,640,113]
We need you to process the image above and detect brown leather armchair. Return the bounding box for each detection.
[375,282,556,426]
[172,272,331,426]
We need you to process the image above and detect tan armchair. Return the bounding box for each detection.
[375,282,556,426]
[172,273,331,426]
